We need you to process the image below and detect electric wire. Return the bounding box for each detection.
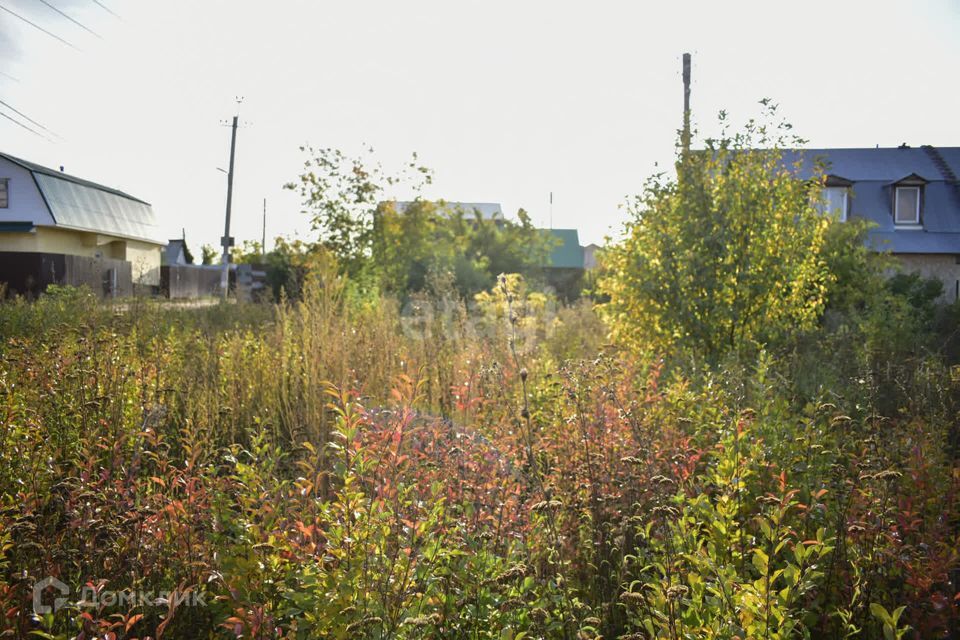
[35,0,102,39]
[90,0,119,19]
[0,3,79,50]
[0,108,51,141]
[0,98,59,138]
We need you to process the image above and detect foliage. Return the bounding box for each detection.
[599,104,841,362]
[231,239,265,264]
[286,147,559,300]
[1,264,957,639]
[201,243,219,265]
[373,200,552,298]
[285,146,433,280]
[182,238,195,265]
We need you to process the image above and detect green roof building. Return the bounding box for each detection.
[541,228,584,269]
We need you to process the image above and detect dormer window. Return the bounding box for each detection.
[816,175,851,221]
[895,187,920,225]
[819,187,848,221]
[891,174,926,227]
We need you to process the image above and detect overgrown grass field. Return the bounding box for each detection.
[4,123,960,639]
[1,265,958,639]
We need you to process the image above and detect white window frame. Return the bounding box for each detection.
[819,186,848,222]
[0,178,8,208]
[894,186,921,226]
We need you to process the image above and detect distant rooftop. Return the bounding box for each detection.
[780,146,960,182]
[394,201,504,221]
[541,228,583,269]
[162,239,188,265]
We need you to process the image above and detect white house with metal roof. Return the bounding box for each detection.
[0,151,164,296]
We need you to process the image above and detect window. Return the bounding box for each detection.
[0,179,7,208]
[818,187,848,221]
[895,186,920,225]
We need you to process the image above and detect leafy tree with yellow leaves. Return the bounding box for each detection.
[600,104,836,362]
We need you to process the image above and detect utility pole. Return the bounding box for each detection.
[549,191,553,229]
[261,198,266,256]
[681,52,692,155]
[220,114,238,299]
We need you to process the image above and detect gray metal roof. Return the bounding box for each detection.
[782,147,951,181]
[395,201,504,221]
[780,146,960,254]
[162,239,188,265]
[0,151,162,244]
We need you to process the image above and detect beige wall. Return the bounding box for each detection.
[0,226,162,287]
[894,254,960,303]
[126,239,161,286]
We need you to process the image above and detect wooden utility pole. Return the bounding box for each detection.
[261,198,266,256]
[681,52,692,155]
[220,115,238,298]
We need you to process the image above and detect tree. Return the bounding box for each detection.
[201,244,218,266]
[288,146,554,299]
[599,104,837,362]
[371,200,553,298]
[231,240,264,264]
[182,240,195,265]
[285,146,432,280]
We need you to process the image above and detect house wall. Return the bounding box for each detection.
[126,239,161,286]
[0,157,55,226]
[894,254,960,302]
[0,226,96,255]
[0,227,161,287]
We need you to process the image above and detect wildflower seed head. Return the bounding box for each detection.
[530,607,548,624]
[666,585,689,600]
[403,613,440,627]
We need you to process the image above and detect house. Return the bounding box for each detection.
[541,228,585,300]
[582,243,601,270]
[784,145,960,301]
[162,238,190,266]
[0,151,164,296]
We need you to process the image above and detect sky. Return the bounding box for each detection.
[1,0,959,250]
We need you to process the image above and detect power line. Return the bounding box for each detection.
[0,108,50,141]
[35,0,102,39]
[0,71,20,83]
[90,0,119,19]
[0,98,59,138]
[0,3,79,50]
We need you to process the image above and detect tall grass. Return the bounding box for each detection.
[1,272,958,639]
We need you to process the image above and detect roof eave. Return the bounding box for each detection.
[35,223,166,246]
